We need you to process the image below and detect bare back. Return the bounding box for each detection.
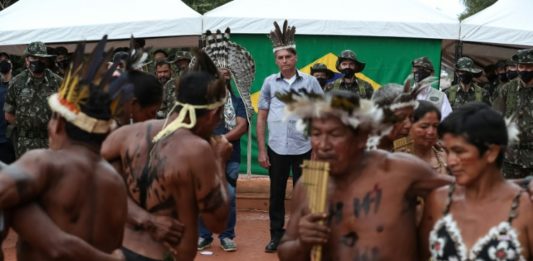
[102,119,229,261]
[285,150,452,260]
[14,148,127,261]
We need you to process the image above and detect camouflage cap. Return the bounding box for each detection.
[175,51,192,61]
[24,41,53,57]
[455,57,482,74]
[512,48,533,64]
[495,59,507,69]
[412,56,434,72]
[506,59,517,67]
[310,63,334,79]
[336,50,365,72]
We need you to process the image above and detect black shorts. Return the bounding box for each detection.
[122,247,163,261]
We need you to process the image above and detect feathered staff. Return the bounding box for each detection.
[192,28,257,175]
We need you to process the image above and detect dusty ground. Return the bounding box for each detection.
[2,209,281,261]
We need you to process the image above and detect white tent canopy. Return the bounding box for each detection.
[203,0,459,39]
[461,0,533,46]
[0,0,202,52]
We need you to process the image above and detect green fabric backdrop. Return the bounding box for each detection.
[231,34,442,175]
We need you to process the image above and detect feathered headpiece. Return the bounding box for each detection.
[373,80,431,125]
[276,89,386,135]
[152,49,227,142]
[198,28,256,119]
[48,35,121,134]
[269,20,296,53]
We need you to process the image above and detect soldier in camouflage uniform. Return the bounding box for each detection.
[4,42,62,158]
[324,50,373,99]
[501,48,533,179]
[157,77,177,118]
[444,57,491,110]
[492,59,519,113]
[173,50,191,77]
[410,56,452,119]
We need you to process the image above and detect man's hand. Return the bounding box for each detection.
[210,135,233,163]
[258,149,270,168]
[145,215,185,246]
[298,212,330,249]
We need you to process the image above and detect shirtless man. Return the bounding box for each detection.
[0,38,127,260]
[101,56,231,261]
[277,90,453,260]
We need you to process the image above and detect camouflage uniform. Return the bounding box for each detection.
[444,83,491,110]
[324,50,373,99]
[172,51,191,77]
[444,57,491,110]
[157,77,177,118]
[4,42,62,158]
[324,78,373,99]
[502,49,533,179]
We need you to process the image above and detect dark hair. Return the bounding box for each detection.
[155,61,171,69]
[153,49,168,58]
[174,71,226,117]
[438,102,508,167]
[63,84,112,145]
[413,100,441,123]
[55,47,69,56]
[127,70,163,107]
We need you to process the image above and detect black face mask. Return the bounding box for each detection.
[29,60,46,74]
[506,71,518,80]
[0,60,11,74]
[520,71,533,84]
[459,73,473,85]
[413,70,431,83]
[341,68,356,79]
[499,72,508,83]
[316,77,327,88]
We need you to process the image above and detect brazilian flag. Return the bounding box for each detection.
[231,34,442,175]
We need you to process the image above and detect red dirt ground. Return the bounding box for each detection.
[2,210,281,261]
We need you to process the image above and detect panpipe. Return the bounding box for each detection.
[301,160,330,261]
[393,136,414,153]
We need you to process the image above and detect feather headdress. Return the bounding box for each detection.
[276,89,385,135]
[48,35,121,134]
[195,28,256,120]
[269,20,296,53]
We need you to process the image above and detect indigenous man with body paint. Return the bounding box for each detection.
[0,37,127,260]
[101,50,231,261]
[277,90,453,260]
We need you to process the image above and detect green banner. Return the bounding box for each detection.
[231,34,442,175]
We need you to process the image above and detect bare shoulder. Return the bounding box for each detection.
[367,149,432,175]
[425,185,451,210]
[97,159,126,187]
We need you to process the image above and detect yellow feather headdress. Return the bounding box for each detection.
[48,35,120,134]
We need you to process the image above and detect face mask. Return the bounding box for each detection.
[413,70,431,83]
[29,60,46,74]
[341,68,355,79]
[506,71,518,80]
[459,73,473,85]
[487,74,497,83]
[519,71,533,84]
[499,72,508,82]
[0,60,11,74]
[316,77,327,88]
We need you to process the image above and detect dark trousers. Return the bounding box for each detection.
[267,146,311,241]
[0,141,15,164]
